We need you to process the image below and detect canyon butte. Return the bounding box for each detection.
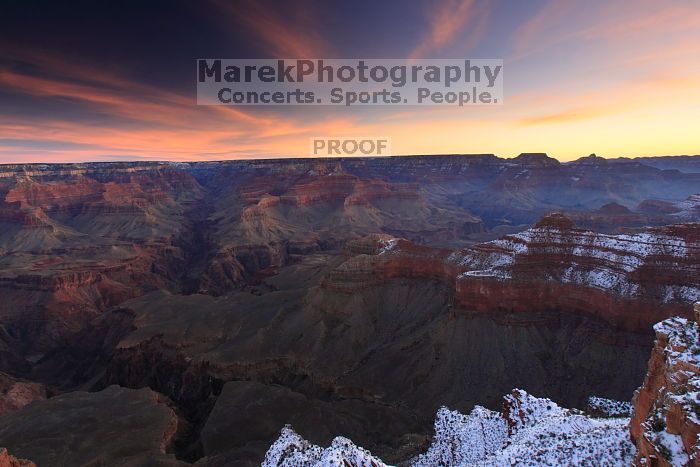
[0,153,698,466]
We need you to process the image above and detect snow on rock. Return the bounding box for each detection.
[673,194,700,221]
[262,425,388,467]
[262,425,323,466]
[317,437,388,467]
[264,390,637,467]
[261,311,700,467]
[416,389,634,466]
[502,389,566,434]
[378,238,398,255]
[631,310,700,466]
[485,413,634,466]
[586,396,633,417]
[451,216,700,304]
[412,406,507,466]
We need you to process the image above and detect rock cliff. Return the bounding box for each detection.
[630,302,700,466]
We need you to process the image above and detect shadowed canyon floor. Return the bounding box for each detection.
[0,154,699,465]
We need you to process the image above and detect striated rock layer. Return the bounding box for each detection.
[1,156,699,361]
[326,215,700,332]
[452,216,700,331]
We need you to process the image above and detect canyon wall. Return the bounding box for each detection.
[0,155,698,464]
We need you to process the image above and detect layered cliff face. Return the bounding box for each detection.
[0,165,203,361]
[452,215,700,330]
[323,215,699,331]
[630,303,700,466]
[197,169,485,294]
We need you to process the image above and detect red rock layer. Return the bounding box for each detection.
[323,217,699,332]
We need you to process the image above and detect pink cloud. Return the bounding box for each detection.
[409,0,490,59]
[208,0,329,58]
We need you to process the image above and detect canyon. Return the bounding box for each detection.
[0,153,698,465]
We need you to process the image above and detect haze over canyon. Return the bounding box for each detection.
[0,153,699,466]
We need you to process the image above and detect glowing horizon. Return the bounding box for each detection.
[1,0,699,163]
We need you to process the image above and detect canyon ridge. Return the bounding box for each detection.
[0,153,699,466]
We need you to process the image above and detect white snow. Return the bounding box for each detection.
[450,225,700,303]
[486,413,633,466]
[673,194,700,220]
[263,390,636,467]
[262,425,388,467]
[413,406,507,466]
[378,238,398,254]
[647,431,689,467]
[587,396,633,417]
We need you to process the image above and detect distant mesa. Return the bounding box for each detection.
[597,202,632,215]
[512,152,560,166]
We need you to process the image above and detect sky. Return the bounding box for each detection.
[0,0,699,163]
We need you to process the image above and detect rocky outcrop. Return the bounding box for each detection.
[413,405,507,466]
[0,448,35,467]
[565,202,654,233]
[321,238,456,293]
[0,373,46,417]
[261,426,387,467]
[630,303,700,466]
[0,385,185,467]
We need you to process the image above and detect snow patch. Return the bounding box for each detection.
[262,425,387,467]
[264,391,636,467]
[587,396,633,417]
